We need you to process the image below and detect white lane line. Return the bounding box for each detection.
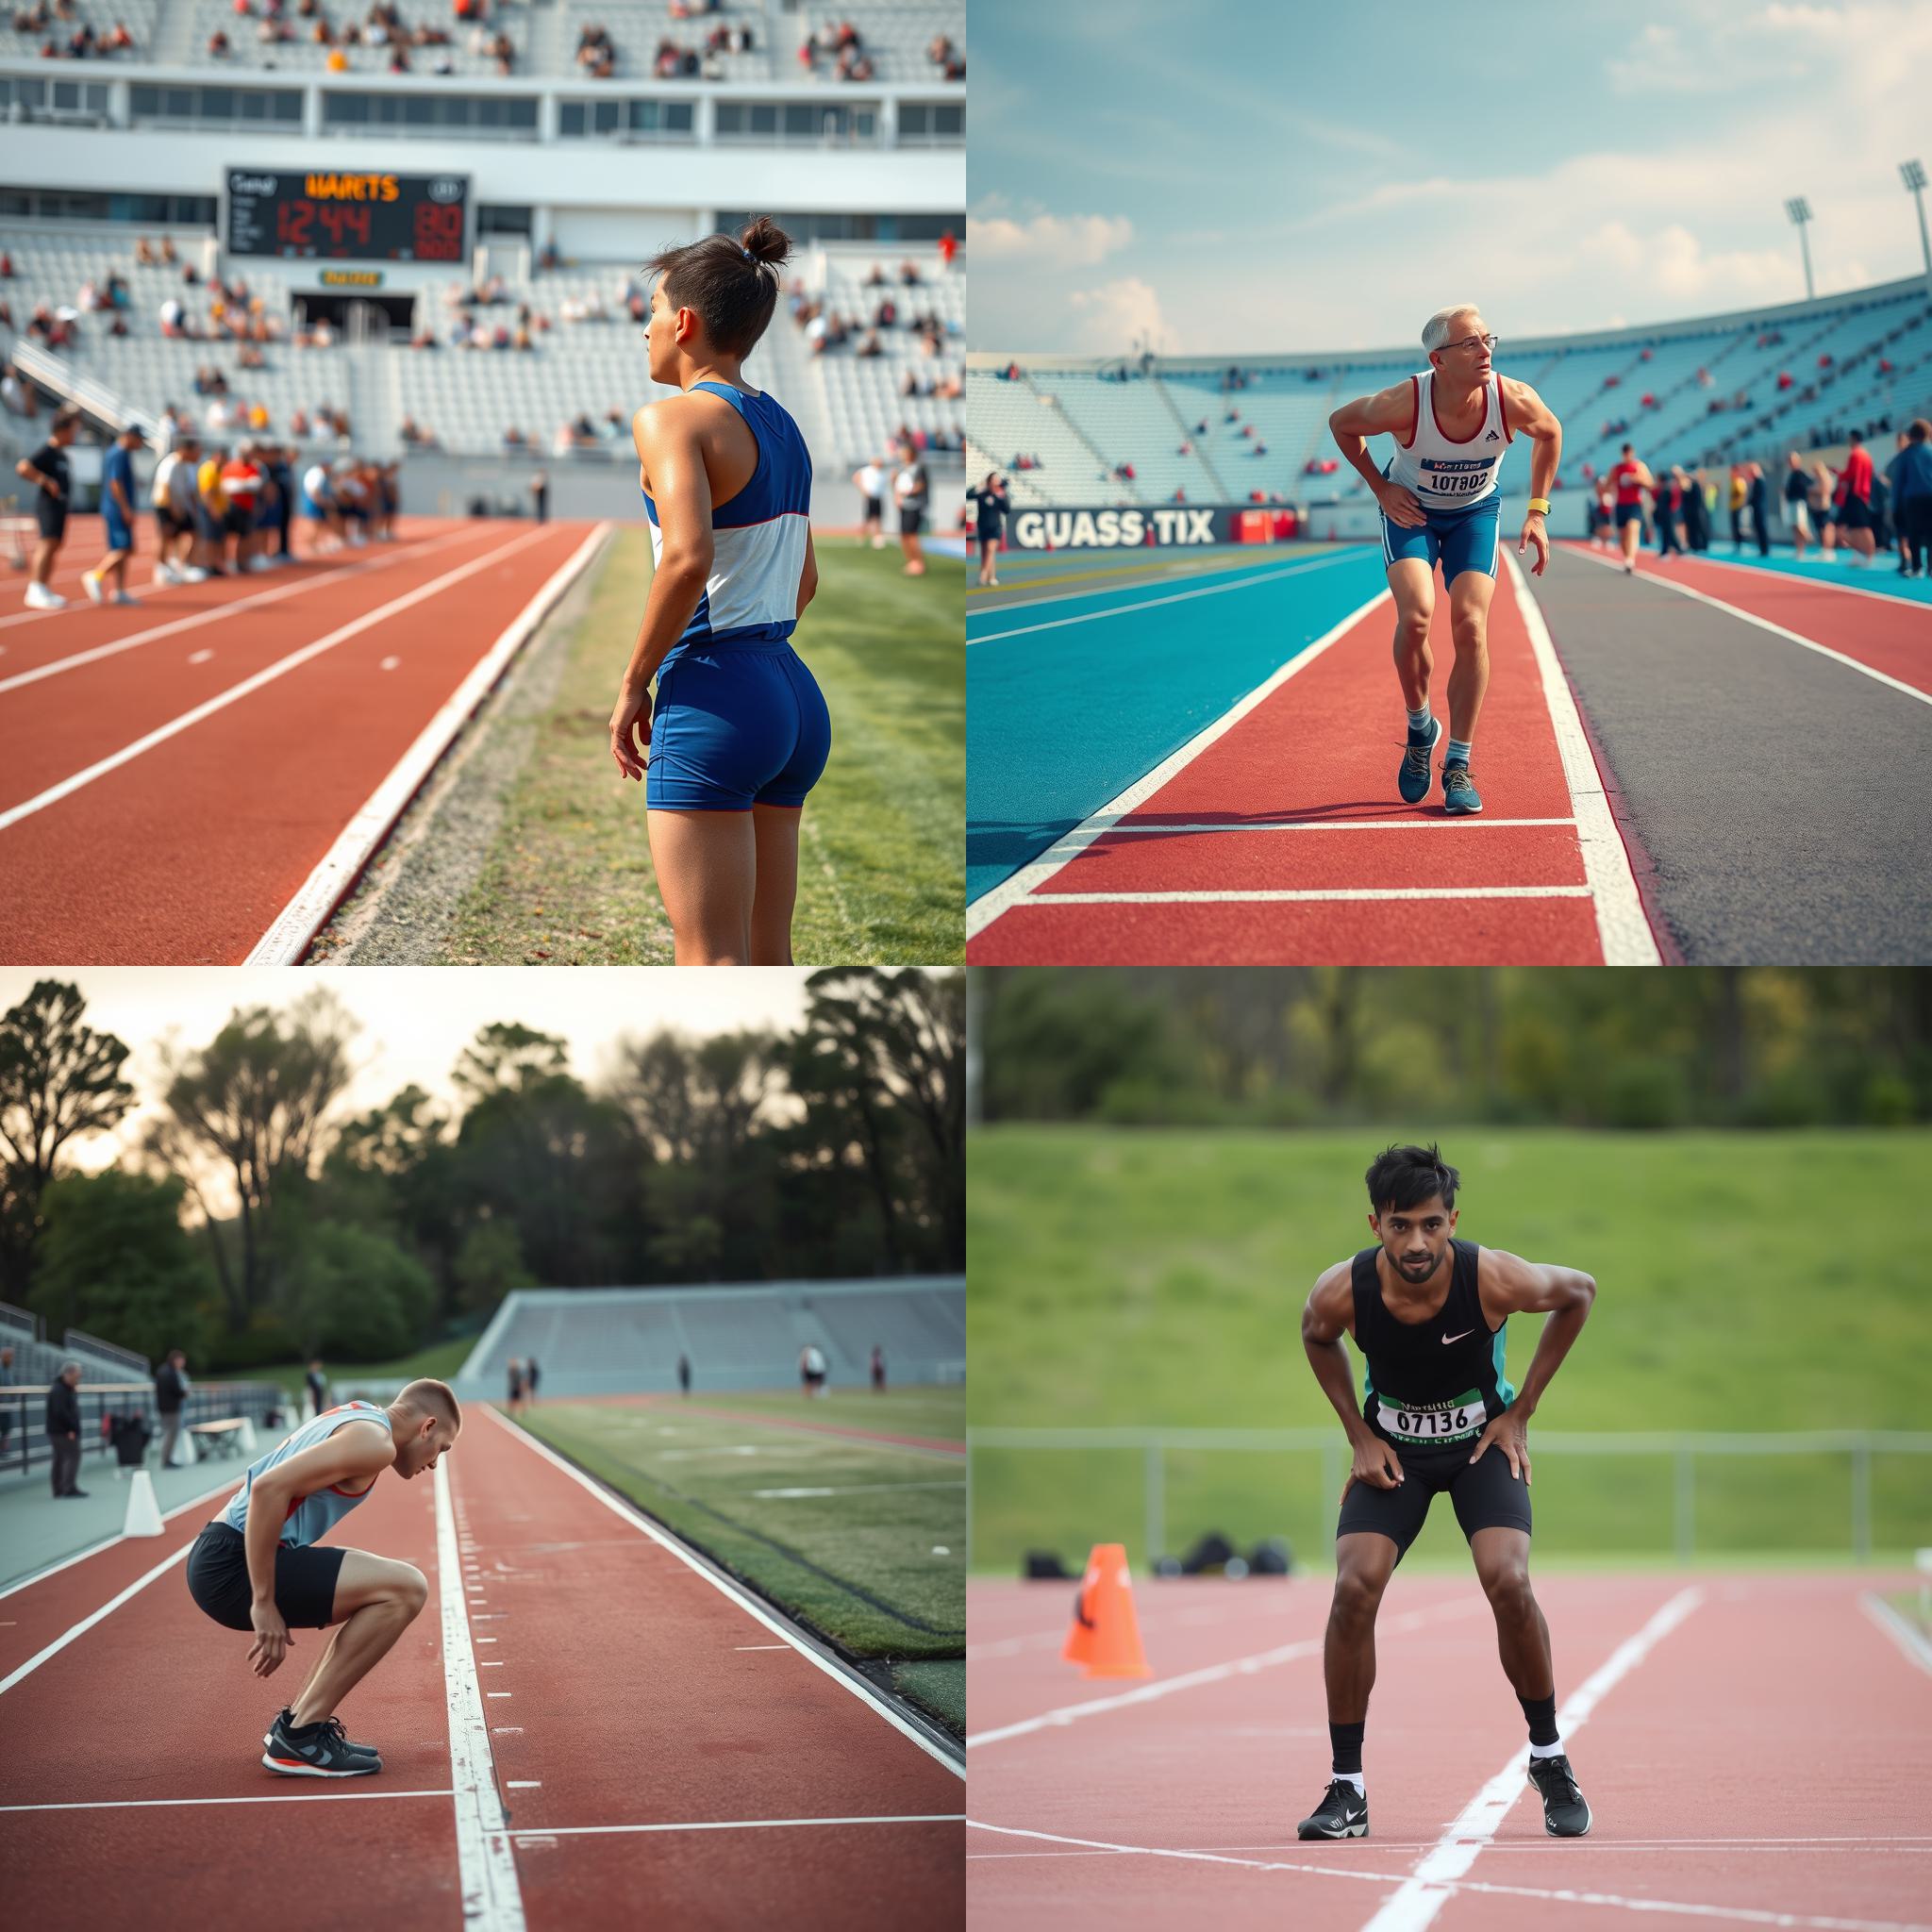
[188,649,213,664]
[1627,544,1932,612]
[0,1470,245,1602]
[735,1644,791,1651]
[1862,1593,1932,1678]
[1358,1584,1703,1932]
[968,551,1366,643]
[0,1540,199,1697]
[244,520,610,964]
[434,1457,525,1931]
[967,588,1391,937]
[750,1480,966,1499]
[487,1407,962,1779]
[0,528,553,835]
[963,1821,1928,1932]
[1005,886,1593,906]
[379,656,402,671]
[0,1790,455,1813]
[1091,817,1578,833]
[506,1781,541,1790]
[508,1814,965,1839]
[487,1691,513,1698]
[1560,541,1932,708]
[967,1599,1485,1750]
[1505,549,1663,966]
[0,525,486,686]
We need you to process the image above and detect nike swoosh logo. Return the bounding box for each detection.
[1441,1328,1475,1343]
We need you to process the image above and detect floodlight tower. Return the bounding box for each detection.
[1785,196,1815,302]
[1902,160,1931,294]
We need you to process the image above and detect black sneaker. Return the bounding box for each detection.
[1296,1777,1369,1840]
[1526,1753,1592,1836]
[262,1710,382,1777]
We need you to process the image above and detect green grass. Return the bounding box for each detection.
[445,531,962,964]
[516,1390,964,1731]
[673,1387,964,1443]
[967,1125,1932,1572]
[244,1339,475,1406]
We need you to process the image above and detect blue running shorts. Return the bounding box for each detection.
[1381,486,1502,583]
[103,506,132,552]
[647,641,832,811]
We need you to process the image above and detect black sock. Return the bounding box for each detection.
[1329,1720,1365,1775]
[1518,1691,1558,1747]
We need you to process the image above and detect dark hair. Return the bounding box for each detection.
[53,404,82,433]
[1621,441,1633,454]
[1847,429,1862,445]
[644,215,791,359]
[1365,1141,1460,1215]
[1910,419,1930,442]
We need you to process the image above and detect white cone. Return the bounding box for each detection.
[169,1425,195,1468]
[123,1468,163,1537]
[237,1418,258,1455]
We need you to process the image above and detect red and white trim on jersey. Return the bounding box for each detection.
[1396,375,1421,451]
[1384,370,1509,510]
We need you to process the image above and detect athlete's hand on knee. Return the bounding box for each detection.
[1375,481,1426,529]
[1470,1411,1530,1485]
[248,1602,292,1677]
[608,687,651,782]
[1341,1436,1405,1503]
[1518,514,1549,575]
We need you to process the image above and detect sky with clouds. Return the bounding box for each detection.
[969,0,1932,358]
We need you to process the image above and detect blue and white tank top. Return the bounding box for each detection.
[1385,370,1512,510]
[641,381,812,667]
[219,1399,391,1547]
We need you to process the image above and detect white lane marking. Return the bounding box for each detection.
[1358,1585,1703,1932]
[487,1691,512,1698]
[434,1458,525,1931]
[967,1600,1485,1750]
[506,1781,541,1790]
[734,1644,791,1651]
[1091,817,1578,833]
[1560,541,1932,708]
[750,1481,966,1498]
[0,1790,454,1812]
[963,1821,1929,1932]
[967,588,1391,936]
[1634,544,1932,612]
[244,521,611,964]
[188,649,213,664]
[0,528,553,834]
[379,656,402,671]
[487,1407,961,1778]
[978,1835,1932,1854]
[1862,1592,1932,1678]
[1006,886,1593,905]
[481,1659,506,1666]
[0,1471,244,1602]
[509,1814,966,1838]
[968,551,1365,643]
[1505,549,1663,966]
[0,1540,198,1697]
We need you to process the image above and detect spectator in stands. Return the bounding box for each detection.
[0,359,34,417]
[927,32,962,78]
[155,1349,189,1467]
[967,472,1008,588]
[208,25,230,54]
[46,1360,85,1498]
[852,454,886,549]
[1894,420,1932,579]
[893,441,928,576]
[15,403,79,611]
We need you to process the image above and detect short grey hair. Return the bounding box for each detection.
[1422,306,1483,353]
[60,1359,81,1376]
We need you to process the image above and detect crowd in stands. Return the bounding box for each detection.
[211,0,502,72]
[7,0,138,58]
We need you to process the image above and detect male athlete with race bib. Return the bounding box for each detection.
[1295,1143,1597,1842]
[1329,308,1563,818]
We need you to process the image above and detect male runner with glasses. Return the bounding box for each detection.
[1329,308,1563,817]
[1296,1143,1597,1841]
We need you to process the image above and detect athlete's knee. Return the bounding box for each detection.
[1396,608,1433,647]
[1481,1562,1532,1619]
[1332,1566,1390,1624]
[393,1563,429,1617]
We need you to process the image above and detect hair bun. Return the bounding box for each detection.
[739,215,792,270]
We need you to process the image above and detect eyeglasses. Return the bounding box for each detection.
[1443,333,1499,354]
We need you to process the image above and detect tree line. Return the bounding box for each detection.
[975,967,1931,1129]
[0,971,963,1370]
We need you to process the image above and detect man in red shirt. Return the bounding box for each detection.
[220,440,266,574]
[1835,431,1876,566]
[1606,442,1653,575]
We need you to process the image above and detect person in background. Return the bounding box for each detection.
[1813,458,1838,558]
[506,1357,525,1417]
[47,1360,86,1499]
[529,467,549,524]
[305,1358,327,1418]
[893,441,928,576]
[1727,463,1747,552]
[966,471,1008,587]
[1891,419,1932,578]
[1834,431,1877,566]
[0,1342,16,1469]
[156,1347,189,1467]
[799,1342,826,1398]
[1744,461,1770,558]
[14,402,81,610]
[851,454,885,549]
[221,440,267,572]
[265,441,296,561]
[1784,452,1814,560]
[870,1343,886,1393]
[83,420,145,607]
[1653,469,1683,558]
[1681,466,1710,555]
[525,1357,540,1406]
[195,441,234,575]
[677,1352,691,1396]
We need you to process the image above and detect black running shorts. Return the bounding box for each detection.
[1336,1434,1531,1562]
[35,495,66,541]
[186,1522,345,1631]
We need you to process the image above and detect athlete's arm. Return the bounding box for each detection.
[242,1421,393,1675]
[1328,382,1425,527]
[1503,377,1562,575]
[1304,1263,1405,1499]
[1477,1247,1594,1421]
[609,399,717,782]
[797,527,818,619]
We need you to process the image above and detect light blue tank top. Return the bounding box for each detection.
[219,1399,391,1548]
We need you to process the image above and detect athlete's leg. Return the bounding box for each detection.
[1469,1524,1553,1701]
[748,805,802,965]
[1444,569,1496,748]
[287,1550,429,1727]
[1386,557,1436,713]
[647,808,756,964]
[1325,1531,1398,1724]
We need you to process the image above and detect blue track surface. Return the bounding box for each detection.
[966,545,1388,903]
[1631,543,1932,606]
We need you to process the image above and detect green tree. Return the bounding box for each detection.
[279,1222,437,1360]
[454,1218,537,1316]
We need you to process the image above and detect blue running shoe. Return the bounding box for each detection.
[1441,761,1483,816]
[1398,716,1442,805]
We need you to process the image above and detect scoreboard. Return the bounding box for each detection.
[224,170,470,264]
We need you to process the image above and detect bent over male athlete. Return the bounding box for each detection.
[186,1379,461,1776]
[1297,1144,1596,1840]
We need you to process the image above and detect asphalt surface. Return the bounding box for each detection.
[1524,546,1932,963]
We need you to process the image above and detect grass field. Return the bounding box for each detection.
[968,1125,1932,1573]
[243,1340,475,1406]
[517,1387,965,1730]
[441,531,962,965]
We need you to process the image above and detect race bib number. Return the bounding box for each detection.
[1374,1388,1487,1443]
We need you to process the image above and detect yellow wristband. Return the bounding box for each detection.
[1527,498,1551,515]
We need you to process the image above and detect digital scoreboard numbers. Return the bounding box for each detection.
[225,171,470,264]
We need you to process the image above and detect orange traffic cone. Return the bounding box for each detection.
[1061,1542,1151,1678]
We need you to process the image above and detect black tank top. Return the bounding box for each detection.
[1350,1238,1515,1449]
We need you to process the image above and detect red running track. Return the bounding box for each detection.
[968,564,1641,965]
[965,1571,1932,1931]
[0,516,600,964]
[0,1405,962,1932]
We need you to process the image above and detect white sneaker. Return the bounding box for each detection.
[25,583,67,609]
[155,562,182,586]
[111,591,139,607]
[181,566,209,583]
[245,556,271,573]
[80,570,104,605]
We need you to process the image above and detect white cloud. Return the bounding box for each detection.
[1065,277,1178,355]
[970,208,1135,267]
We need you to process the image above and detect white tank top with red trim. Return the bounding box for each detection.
[219,1399,391,1547]
[1385,369,1511,510]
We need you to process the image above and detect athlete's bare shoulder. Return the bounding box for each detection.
[1302,1257,1358,1341]
[1331,377,1418,438]
[1499,374,1559,436]
[1476,1245,1597,1319]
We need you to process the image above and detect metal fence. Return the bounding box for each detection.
[966,1427,1932,1569]
[0,1379,286,1481]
